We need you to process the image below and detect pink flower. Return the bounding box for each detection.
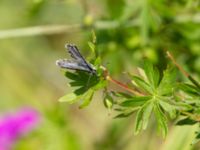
[0,108,40,150]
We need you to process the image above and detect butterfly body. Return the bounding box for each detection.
[56,44,97,75]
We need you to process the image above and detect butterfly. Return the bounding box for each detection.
[56,44,97,75]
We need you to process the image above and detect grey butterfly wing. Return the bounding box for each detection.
[56,59,91,72]
[66,44,87,63]
[65,44,96,74]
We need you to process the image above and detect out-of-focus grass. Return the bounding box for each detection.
[0,0,199,150]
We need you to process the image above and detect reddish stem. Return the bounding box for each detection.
[166,51,189,77]
[166,51,200,88]
[100,66,144,96]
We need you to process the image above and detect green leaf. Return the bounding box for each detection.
[69,81,85,87]
[120,96,152,107]
[66,71,100,95]
[179,83,200,96]
[66,71,99,86]
[174,102,193,111]
[111,91,133,98]
[142,102,154,130]
[188,75,200,90]
[159,100,176,119]
[65,71,78,80]
[176,117,197,126]
[134,107,144,134]
[154,104,168,138]
[134,101,154,134]
[103,92,114,109]
[183,97,200,104]
[79,89,94,109]
[93,80,107,90]
[74,87,87,95]
[104,98,113,109]
[143,61,160,89]
[114,111,134,118]
[58,93,79,103]
[88,41,95,54]
[157,67,176,95]
[132,76,153,94]
[94,57,102,67]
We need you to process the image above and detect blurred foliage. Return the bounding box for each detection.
[0,0,199,149]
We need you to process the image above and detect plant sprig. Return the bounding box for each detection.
[57,37,200,142]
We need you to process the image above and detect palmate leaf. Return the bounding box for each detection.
[66,71,99,87]
[65,71,100,95]
[132,63,177,97]
[59,76,106,108]
[124,64,177,137]
[59,66,106,107]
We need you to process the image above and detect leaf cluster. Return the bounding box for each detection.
[116,62,177,137]
[58,40,200,142]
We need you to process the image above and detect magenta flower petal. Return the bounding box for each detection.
[0,108,40,150]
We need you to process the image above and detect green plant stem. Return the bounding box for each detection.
[0,24,81,39]
[0,20,138,39]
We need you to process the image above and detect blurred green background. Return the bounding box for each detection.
[0,0,199,149]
